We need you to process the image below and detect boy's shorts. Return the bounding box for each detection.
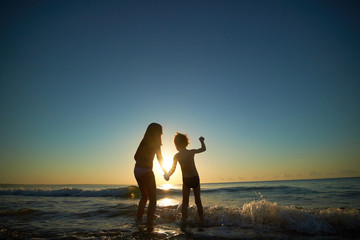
[183,176,200,189]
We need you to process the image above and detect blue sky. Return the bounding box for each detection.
[1,0,359,184]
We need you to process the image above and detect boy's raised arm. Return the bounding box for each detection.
[193,136,206,154]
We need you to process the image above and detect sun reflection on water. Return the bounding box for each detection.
[157,198,179,207]
[159,183,173,190]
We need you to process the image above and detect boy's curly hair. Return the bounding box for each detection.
[174,132,189,148]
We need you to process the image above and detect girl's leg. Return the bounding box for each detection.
[193,186,204,221]
[136,176,149,221]
[145,171,157,229]
[182,184,190,222]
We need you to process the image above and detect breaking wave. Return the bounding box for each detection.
[0,186,143,198]
[156,199,360,236]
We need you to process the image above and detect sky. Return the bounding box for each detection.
[1,0,359,185]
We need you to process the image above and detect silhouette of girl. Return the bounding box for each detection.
[134,123,167,231]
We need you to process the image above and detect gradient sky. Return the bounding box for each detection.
[1,0,359,185]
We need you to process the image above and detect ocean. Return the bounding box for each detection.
[0,177,359,239]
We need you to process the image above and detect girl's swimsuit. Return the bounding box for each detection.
[134,167,155,196]
[183,176,200,189]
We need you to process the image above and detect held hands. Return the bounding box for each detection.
[163,169,169,181]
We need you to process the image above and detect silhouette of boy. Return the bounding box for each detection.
[165,133,206,227]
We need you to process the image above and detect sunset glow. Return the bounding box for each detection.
[0,1,359,185]
[163,154,173,172]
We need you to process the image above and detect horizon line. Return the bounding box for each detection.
[1,176,359,186]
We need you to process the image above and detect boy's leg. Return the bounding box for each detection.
[182,184,190,221]
[193,186,204,221]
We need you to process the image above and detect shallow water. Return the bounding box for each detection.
[0,177,359,239]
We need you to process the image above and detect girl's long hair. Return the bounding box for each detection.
[142,122,162,147]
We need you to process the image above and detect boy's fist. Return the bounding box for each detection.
[199,136,205,142]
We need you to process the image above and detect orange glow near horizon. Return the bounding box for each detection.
[159,147,176,173]
[154,147,182,184]
[163,154,173,172]
[155,153,173,179]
